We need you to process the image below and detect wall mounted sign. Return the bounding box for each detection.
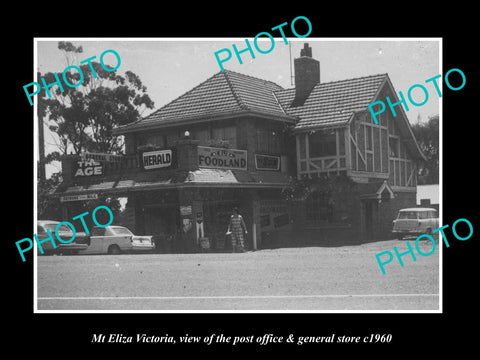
[82,152,124,163]
[273,213,290,228]
[255,154,280,171]
[60,193,98,202]
[142,149,172,170]
[198,146,247,170]
[73,159,103,177]
[180,205,192,216]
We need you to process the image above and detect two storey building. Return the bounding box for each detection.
[53,43,425,251]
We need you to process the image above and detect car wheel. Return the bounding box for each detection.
[426,228,433,235]
[107,245,121,255]
[397,233,405,240]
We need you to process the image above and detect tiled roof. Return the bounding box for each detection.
[117,70,290,133]
[275,73,388,130]
[116,70,389,134]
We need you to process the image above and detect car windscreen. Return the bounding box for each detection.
[44,224,72,233]
[110,227,133,236]
[398,211,418,219]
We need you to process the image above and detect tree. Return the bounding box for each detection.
[37,41,154,220]
[39,41,154,156]
[411,114,439,184]
[282,173,356,201]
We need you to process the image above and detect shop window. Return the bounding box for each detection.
[212,126,237,148]
[166,131,180,147]
[305,191,349,225]
[146,133,166,148]
[299,134,306,159]
[195,129,210,146]
[389,137,399,157]
[256,128,281,155]
[309,131,336,158]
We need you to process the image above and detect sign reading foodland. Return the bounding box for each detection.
[198,146,247,170]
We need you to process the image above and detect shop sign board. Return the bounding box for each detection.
[255,154,280,171]
[198,146,247,170]
[74,159,103,177]
[82,152,124,163]
[180,205,192,216]
[142,149,172,170]
[60,193,98,202]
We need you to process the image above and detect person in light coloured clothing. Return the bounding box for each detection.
[226,207,248,253]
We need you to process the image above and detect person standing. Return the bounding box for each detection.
[226,207,248,253]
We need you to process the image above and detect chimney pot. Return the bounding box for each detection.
[292,43,320,107]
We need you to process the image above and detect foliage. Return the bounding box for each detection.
[37,168,63,220]
[282,173,356,201]
[411,114,439,184]
[205,138,230,149]
[38,41,155,156]
[37,41,154,220]
[75,195,123,231]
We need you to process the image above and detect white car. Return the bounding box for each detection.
[392,207,439,239]
[77,225,155,255]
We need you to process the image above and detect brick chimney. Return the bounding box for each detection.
[175,133,200,171]
[292,43,320,107]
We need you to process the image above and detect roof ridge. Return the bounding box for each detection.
[224,69,284,90]
[223,71,248,110]
[276,73,388,94]
[318,73,388,86]
[271,90,288,115]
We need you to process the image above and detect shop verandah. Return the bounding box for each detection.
[56,184,292,253]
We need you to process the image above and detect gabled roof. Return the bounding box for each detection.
[113,69,424,160]
[274,73,388,130]
[114,70,295,134]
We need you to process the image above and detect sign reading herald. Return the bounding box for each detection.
[142,149,172,170]
[255,154,280,171]
[198,146,247,170]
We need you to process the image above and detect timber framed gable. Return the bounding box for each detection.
[294,75,424,190]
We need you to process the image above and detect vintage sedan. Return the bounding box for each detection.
[37,220,89,255]
[76,225,155,255]
[392,207,439,239]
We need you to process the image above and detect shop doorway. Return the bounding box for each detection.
[203,200,241,251]
[144,205,179,252]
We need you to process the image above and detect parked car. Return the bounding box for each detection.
[392,207,439,239]
[76,225,155,255]
[37,220,89,255]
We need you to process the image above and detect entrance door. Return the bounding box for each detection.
[203,200,239,250]
[144,205,179,252]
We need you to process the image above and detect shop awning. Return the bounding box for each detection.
[52,168,291,198]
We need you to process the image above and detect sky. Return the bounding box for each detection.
[36,38,441,176]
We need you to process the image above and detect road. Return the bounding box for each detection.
[36,238,440,311]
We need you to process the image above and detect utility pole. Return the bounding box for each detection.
[37,100,46,182]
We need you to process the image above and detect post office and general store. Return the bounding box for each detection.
[52,43,425,252]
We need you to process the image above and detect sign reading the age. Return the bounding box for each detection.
[74,158,103,177]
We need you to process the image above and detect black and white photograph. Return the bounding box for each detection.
[6,8,477,355]
[33,38,441,312]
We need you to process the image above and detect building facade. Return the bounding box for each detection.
[53,43,425,252]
